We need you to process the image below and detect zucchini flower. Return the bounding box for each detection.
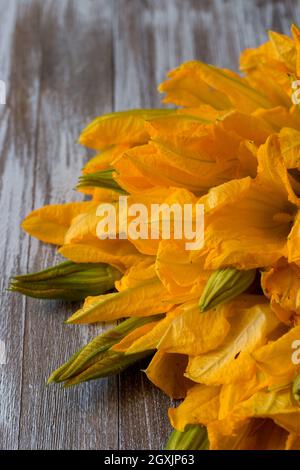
[49,314,163,386]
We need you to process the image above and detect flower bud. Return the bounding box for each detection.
[10,260,122,301]
[48,314,163,385]
[199,267,256,312]
[77,169,126,194]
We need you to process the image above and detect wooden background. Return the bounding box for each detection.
[0,0,299,450]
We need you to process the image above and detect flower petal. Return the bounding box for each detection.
[168,384,220,431]
[59,239,145,271]
[145,351,191,399]
[22,201,98,245]
[66,277,174,324]
[79,109,174,150]
[186,300,279,385]
[252,324,300,380]
[159,61,231,109]
[202,136,298,270]
[157,300,230,356]
[262,261,300,323]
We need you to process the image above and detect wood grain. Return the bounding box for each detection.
[0,0,299,450]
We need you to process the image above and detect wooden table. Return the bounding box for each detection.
[0,0,299,450]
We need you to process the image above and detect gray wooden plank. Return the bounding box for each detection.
[0,0,42,450]
[15,0,118,450]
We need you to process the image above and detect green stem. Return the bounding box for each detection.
[165,425,209,450]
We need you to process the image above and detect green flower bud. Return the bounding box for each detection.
[63,349,151,387]
[77,169,127,194]
[10,260,122,301]
[48,314,164,385]
[199,267,256,312]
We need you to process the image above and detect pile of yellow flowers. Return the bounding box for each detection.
[11,25,300,450]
